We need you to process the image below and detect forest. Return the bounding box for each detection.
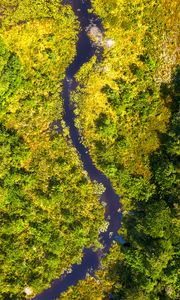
[0,1,106,299]
[1,0,179,300]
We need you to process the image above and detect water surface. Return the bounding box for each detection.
[33,1,122,299]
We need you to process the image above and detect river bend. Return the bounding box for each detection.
[33,1,122,299]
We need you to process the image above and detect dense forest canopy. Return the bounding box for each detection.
[0,0,179,299]
[62,0,179,299]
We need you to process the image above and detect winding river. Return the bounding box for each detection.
[33,1,122,299]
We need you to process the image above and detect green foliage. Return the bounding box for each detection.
[70,0,179,299]
[1,0,179,299]
[72,0,179,188]
[83,68,179,300]
[0,0,69,28]
[58,276,105,300]
[0,2,106,299]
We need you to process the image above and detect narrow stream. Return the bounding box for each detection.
[33,1,122,299]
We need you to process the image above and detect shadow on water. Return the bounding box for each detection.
[32,1,122,299]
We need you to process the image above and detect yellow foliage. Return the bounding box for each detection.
[72,0,179,190]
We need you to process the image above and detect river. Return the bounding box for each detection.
[33,1,122,299]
